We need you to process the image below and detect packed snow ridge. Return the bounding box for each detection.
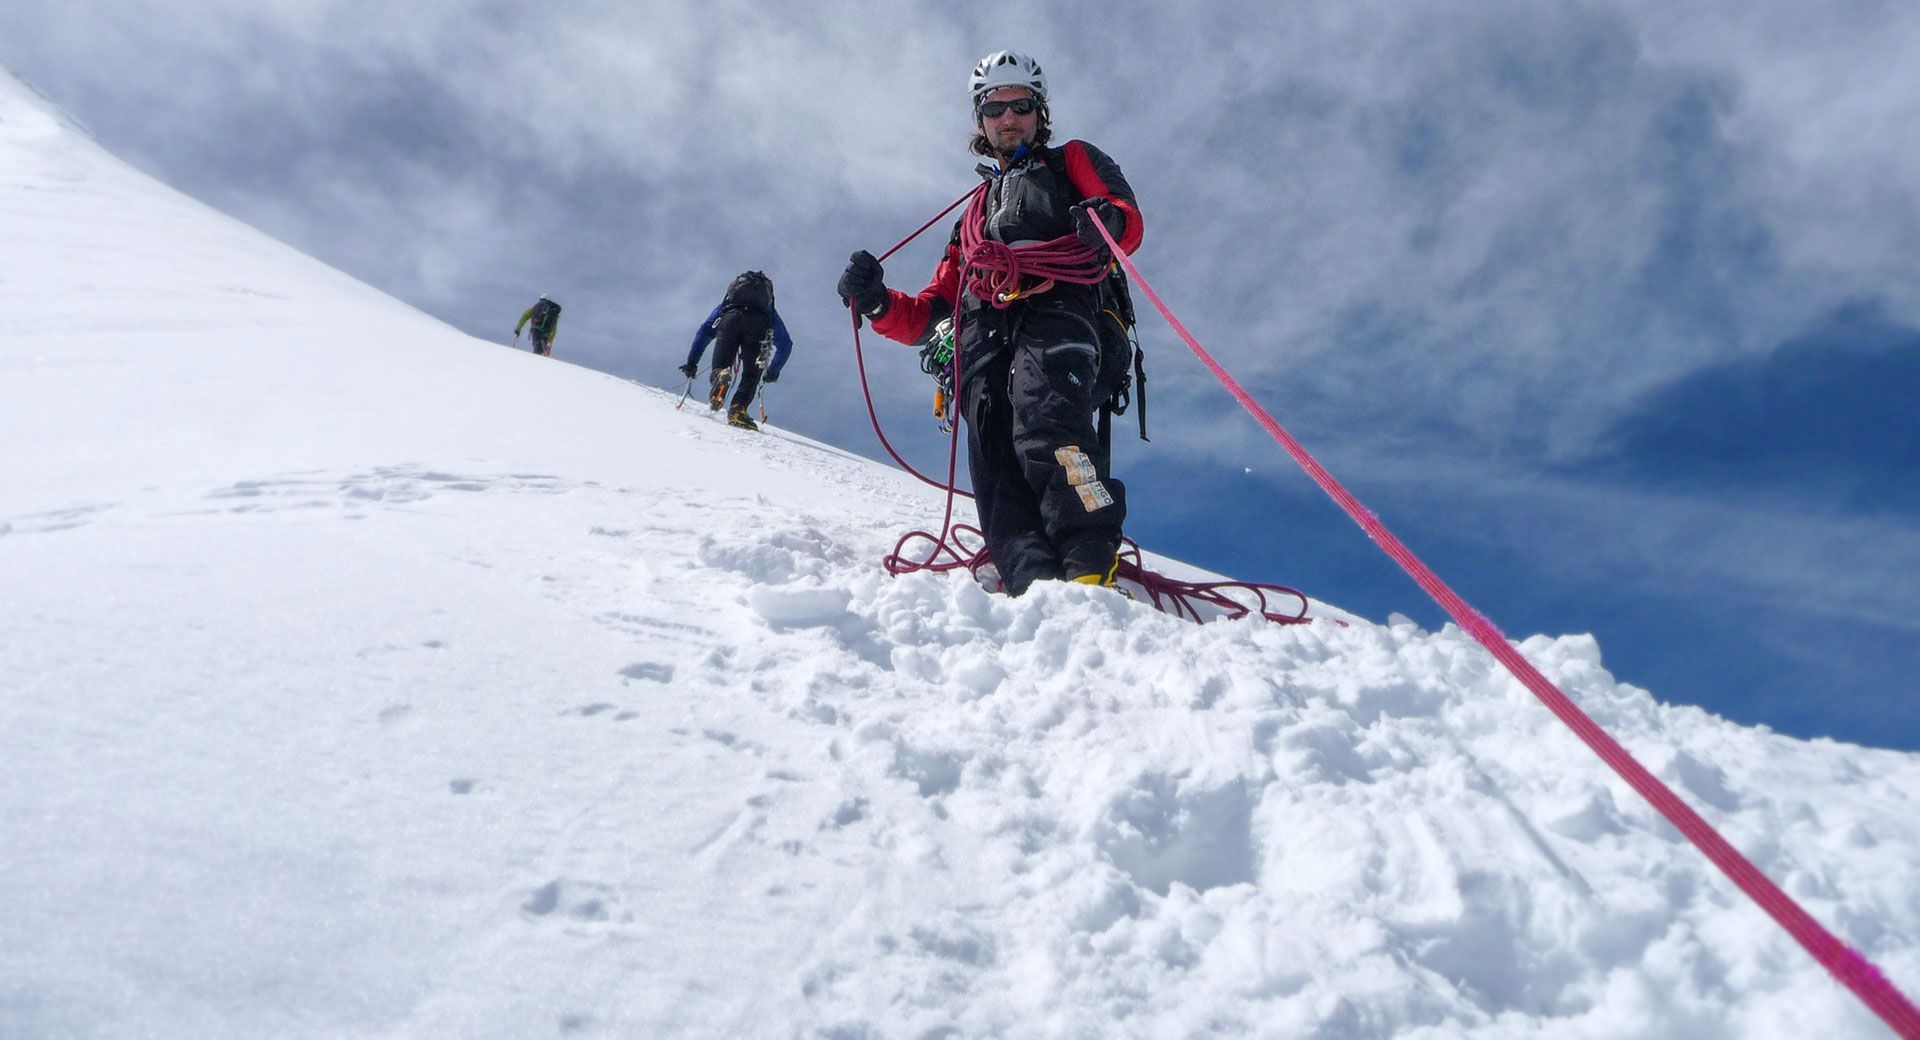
[2,65,1916,1039]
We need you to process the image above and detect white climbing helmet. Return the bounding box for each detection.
[969,50,1047,105]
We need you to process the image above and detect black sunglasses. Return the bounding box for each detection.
[977,97,1039,118]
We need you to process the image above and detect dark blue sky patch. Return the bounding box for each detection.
[1478,3,1636,117]
[1629,81,1778,344]
[1585,302,1920,515]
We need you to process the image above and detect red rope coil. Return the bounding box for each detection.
[956,186,1110,307]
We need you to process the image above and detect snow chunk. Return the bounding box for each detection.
[746,582,852,627]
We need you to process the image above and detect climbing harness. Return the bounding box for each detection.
[1072,212,1920,1038]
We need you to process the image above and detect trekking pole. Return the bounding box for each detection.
[755,337,773,424]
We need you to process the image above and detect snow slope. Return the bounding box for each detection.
[3,66,1917,1039]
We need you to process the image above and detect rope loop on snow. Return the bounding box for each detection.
[1114,541,1311,625]
[1074,212,1920,1039]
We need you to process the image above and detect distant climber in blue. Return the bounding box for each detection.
[680,271,792,431]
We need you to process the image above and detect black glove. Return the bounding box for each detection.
[764,371,780,384]
[1071,198,1124,257]
[678,362,698,379]
[837,250,890,320]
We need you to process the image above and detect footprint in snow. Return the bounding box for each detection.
[823,798,869,829]
[703,729,768,755]
[2,501,119,533]
[619,661,674,683]
[1096,774,1258,896]
[520,878,625,925]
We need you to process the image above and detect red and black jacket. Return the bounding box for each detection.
[872,139,1143,347]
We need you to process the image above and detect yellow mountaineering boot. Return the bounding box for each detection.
[1068,558,1121,588]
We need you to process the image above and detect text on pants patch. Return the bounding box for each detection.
[1054,446,1098,486]
[1074,481,1115,512]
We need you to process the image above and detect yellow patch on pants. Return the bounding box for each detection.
[1054,446,1098,485]
[1054,446,1111,511]
[1074,481,1114,512]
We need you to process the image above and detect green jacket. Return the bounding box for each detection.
[515,303,561,340]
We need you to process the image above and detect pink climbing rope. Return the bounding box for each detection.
[849,185,980,494]
[1080,215,1920,1038]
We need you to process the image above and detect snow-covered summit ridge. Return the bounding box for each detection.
[3,64,1917,1039]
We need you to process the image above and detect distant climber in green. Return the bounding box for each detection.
[515,294,562,356]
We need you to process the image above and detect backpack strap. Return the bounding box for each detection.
[1041,145,1149,443]
[1133,342,1148,442]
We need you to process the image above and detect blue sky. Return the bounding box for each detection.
[4,1,1914,748]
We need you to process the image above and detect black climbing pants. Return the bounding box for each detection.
[709,308,771,409]
[960,301,1127,595]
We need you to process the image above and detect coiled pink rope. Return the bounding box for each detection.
[956,185,1110,307]
[1080,215,1920,1038]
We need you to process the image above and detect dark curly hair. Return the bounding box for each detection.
[970,102,1053,157]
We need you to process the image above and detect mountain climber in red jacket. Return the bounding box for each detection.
[838,50,1143,595]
